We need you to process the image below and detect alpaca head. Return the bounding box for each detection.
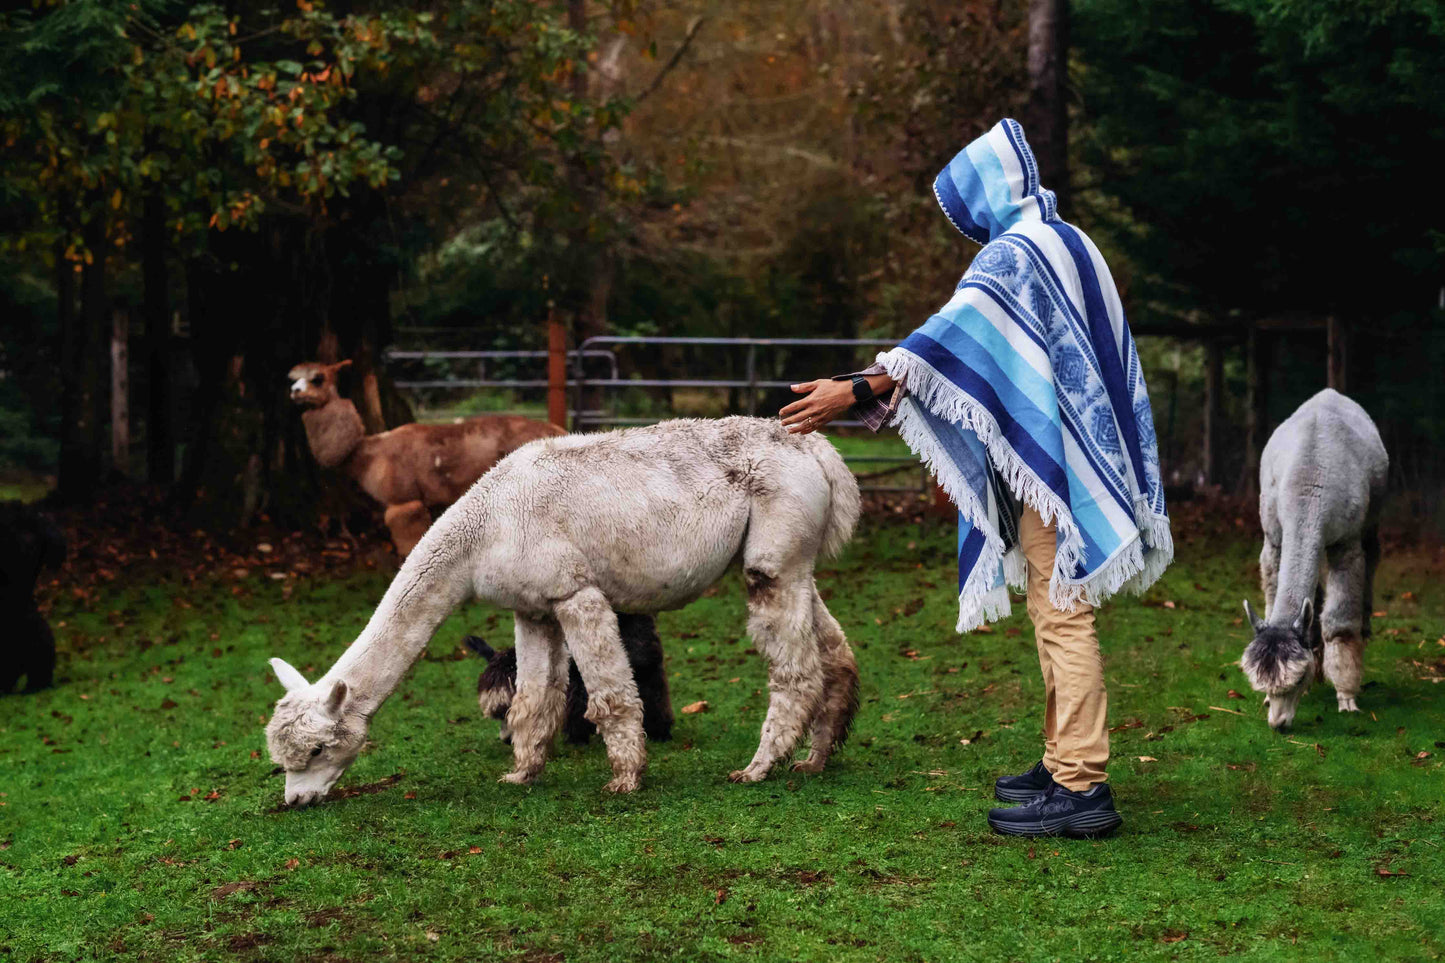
[264,658,369,807]
[1240,598,1316,731]
[287,360,351,408]
[465,636,517,743]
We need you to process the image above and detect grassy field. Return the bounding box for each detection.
[3,515,1443,962]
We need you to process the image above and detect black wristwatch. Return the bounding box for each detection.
[850,375,874,403]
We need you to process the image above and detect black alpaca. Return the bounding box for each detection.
[467,612,674,745]
[0,501,66,694]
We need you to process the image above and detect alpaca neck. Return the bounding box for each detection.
[320,505,483,716]
[302,399,365,469]
[1271,520,1321,626]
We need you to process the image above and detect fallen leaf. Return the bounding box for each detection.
[1373,610,1388,618]
[285,858,299,870]
[1163,601,1177,609]
[1138,756,1158,763]
[1160,930,1188,944]
[403,791,417,800]
[681,701,709,714]
[715,887,728,905]
[225,839,243,850]
[1375,863,1409,878]
[468,846,482,854]
[1226,689,1245,699]
[426,930,440,942]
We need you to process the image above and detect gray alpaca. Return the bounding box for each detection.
[1241,389,1387,730]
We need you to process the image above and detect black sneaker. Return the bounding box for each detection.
[987,782,1123,838]
[994,760,1055,802]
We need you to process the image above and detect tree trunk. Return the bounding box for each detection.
[1203,338,1224,488]
[1027,0,1069,210]
[143,188,174,485]
[55,225,84,503]
[111,308,129,476]
[59,208,108,503]
[1239,326,1271,495]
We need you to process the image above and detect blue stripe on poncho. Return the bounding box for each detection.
[879,119,1172,631]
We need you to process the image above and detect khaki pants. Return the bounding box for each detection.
[1020,505,1108,791]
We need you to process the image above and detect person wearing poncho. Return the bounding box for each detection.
[780,119,1171,838]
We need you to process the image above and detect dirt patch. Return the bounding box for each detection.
[326,772,405,800]
[306,907,350,928]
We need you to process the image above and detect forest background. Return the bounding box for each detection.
[2,0,1442,530]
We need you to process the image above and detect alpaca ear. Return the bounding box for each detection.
[325,679,349,716]
[1243,600,1265,632]
[270,658,309,693]
[1294,598,1314,633]
[464,635,495,660]
[333,359,353,374]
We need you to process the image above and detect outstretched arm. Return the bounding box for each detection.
[780,371,896,435]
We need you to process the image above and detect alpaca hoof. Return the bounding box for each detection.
[727,766,768,784]
[1338,697,1360,713]
[603,774,641,794]
[790,758,826,774]
[499,770,535,786]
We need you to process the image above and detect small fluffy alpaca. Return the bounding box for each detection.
[264,417,860,804]
[288,359,565,555]
[466,612,674,746]
[0,501,67,694]
[1241,389,1387,730]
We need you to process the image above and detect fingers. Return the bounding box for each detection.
[790,381,818,394]
[779,397,811,418]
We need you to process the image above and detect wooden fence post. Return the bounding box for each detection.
[547,308,568,431]
[111,308,129,476]
[1327,315,1348,391]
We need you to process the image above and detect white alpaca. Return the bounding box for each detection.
[265,416,861,805]
[1241,389,1387,730]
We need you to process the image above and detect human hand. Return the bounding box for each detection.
[779,379,855,434]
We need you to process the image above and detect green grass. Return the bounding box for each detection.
[4,519,1444,962]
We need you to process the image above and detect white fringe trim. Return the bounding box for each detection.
[880,348,1174,632]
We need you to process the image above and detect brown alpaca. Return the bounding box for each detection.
[288,360,566,555]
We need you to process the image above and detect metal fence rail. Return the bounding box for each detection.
[386,333,924,494]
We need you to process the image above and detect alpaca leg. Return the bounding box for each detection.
[619,614,674,742]
[554,588,647,793]
[1260,537,1280,619]
[1322,541,1367,713]
[792,585,859,775]
[1361,524,1381,640]
[500,615,568,785]
[383,500,431,558]
[729,566,824,784]
[23,608,56,692]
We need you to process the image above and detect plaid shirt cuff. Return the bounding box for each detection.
[831,363,906,433]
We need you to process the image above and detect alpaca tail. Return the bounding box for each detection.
[810,435,861,559]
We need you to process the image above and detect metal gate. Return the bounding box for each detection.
[386,334,925,494]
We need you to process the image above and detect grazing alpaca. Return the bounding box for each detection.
[0,502,67,694]
[466,614,675,746]
[288,359,565,555]
[1241,389,1387,730]
[264,417,860,804]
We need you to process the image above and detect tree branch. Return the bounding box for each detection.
[635,16,704,104]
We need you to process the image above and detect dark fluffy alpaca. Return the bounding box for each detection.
[467,613,674,745]
[0,502,67,694]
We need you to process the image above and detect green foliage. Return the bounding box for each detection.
[5,525,1445,959]
[1074,0,1445,322]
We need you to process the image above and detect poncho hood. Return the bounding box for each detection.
[933,118,1058,245]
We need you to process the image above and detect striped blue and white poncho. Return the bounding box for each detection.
[877,119,1172,631]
